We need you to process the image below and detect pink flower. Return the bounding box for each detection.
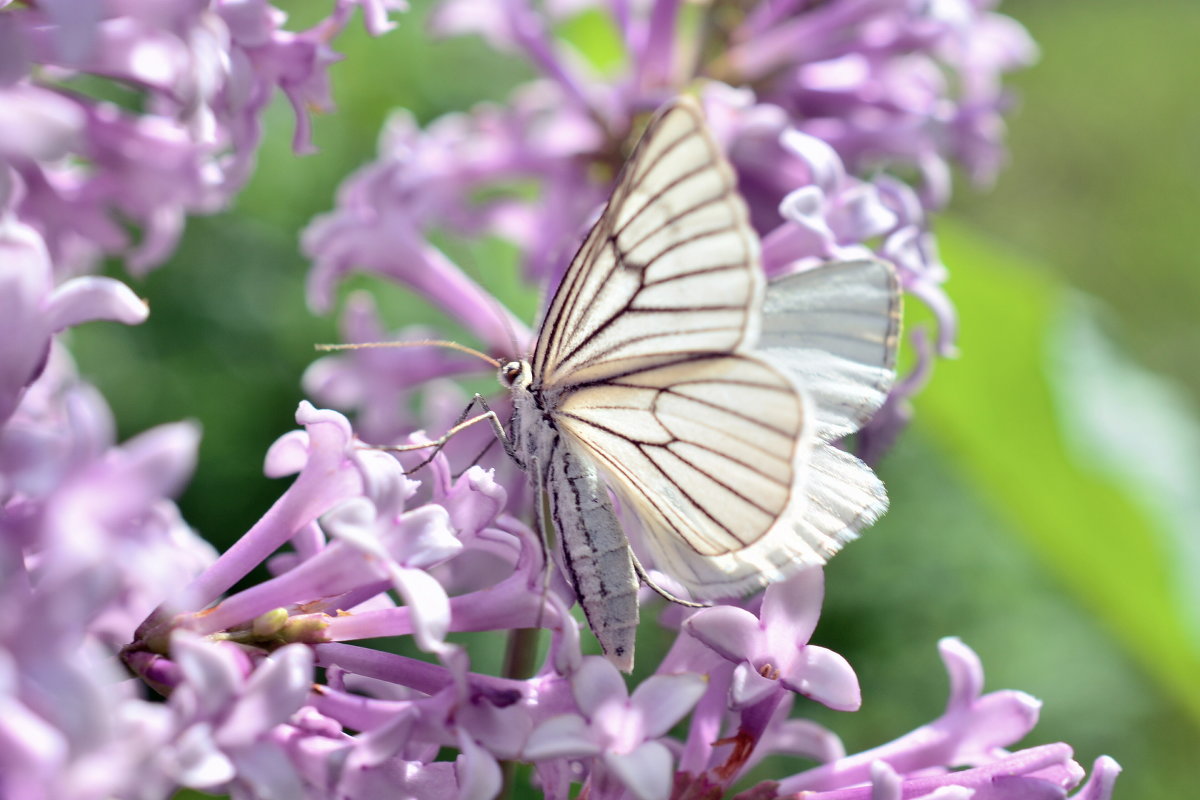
[686,568,861,711]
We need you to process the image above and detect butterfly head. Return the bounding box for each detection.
[499,359,532,390]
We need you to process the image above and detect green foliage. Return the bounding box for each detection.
[919,221,1200,724]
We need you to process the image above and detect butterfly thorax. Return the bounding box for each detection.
[500,359,552,468]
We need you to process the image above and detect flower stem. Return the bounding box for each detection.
[499,627,543,799]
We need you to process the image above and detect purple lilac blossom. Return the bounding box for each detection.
[0,2,1125,798]
[113,404,1118,798]
[0,344,218,799]
[0,0,405,278]
[304,0,1034,461]
[0,3,408,796]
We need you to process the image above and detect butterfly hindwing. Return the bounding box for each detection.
[554,354,809,565]
[761,259,901,439]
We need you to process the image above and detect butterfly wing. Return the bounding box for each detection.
[561,260,901,599]
[533,97,830,600]
[554,354,811,593]
[750,258,903,587]
[760,259,901,440]
[533,98,763,389]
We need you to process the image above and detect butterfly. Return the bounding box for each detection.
[482,96,902,671]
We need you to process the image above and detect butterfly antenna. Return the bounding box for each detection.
[315,339,502,369]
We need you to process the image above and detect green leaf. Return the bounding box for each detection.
[915,220,1200,724]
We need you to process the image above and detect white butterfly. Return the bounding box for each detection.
[488,97,900,671]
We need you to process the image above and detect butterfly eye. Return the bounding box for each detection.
[500,361,523,386]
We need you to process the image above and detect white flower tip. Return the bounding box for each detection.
[264,430,312,477]
[45,276,150,331]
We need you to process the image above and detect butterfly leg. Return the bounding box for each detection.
[629,550,710,609]
[369,394,513,474]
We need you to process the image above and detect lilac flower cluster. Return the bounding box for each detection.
[1,0,402,278]
[114,401,1119,799]
[1,2,1124,799]
[1,2,403,797]
[303,0,1037,452]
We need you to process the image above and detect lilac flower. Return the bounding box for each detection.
[0,3,1128,799]
[88,399,1118,799]
[0,169,148,423]
[1,0,405,277]
[719,0,1038,206]
[0,345,218,799]
[156,634,314,797]
[525,657,708,800]
[685,568,860,712]
[780,637,1042,793]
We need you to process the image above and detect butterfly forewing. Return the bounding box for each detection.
[533,100,763,389]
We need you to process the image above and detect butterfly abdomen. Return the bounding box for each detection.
[546,434,639,672]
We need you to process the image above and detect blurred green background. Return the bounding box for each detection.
[70,1,1198,796]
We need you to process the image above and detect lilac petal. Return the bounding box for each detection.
[524,714,601,760]
[779,645,860,711]
[0,691,67,771]
[443,466,508,537]
[0,86,84,160]
[939,637,984,713]
[322,498,382,555]
[389,567,451,652]
[172,722,235,788]
[978,775,1070,800]
[455,729,503,800]
[264,430,311,477]
[227,741,308,800]
[219,645,314,747]
[1072,757,1121,800]
[605,739,674,800]
[293,400,352,436]
[870,760,902,800]
[572,656,628,718]
[356,0,403,36]
[44,276,148,330]
[917,787,974,800]
[0,215,52,417]
[780,128,845,193]
[729,662,780,709]
[172,632,245,712]
[760,567,824,647]
[630,672,707,739]
[834,182,899,242]
[428,0,514,49]
[347,706,420,769]
[684,605,764,664]
[768,718,845,763]
[394,505,461,569]
[353,446,416,512]
[952,690,1042,757]
[117,420,202,500]
[778,186,835,250]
